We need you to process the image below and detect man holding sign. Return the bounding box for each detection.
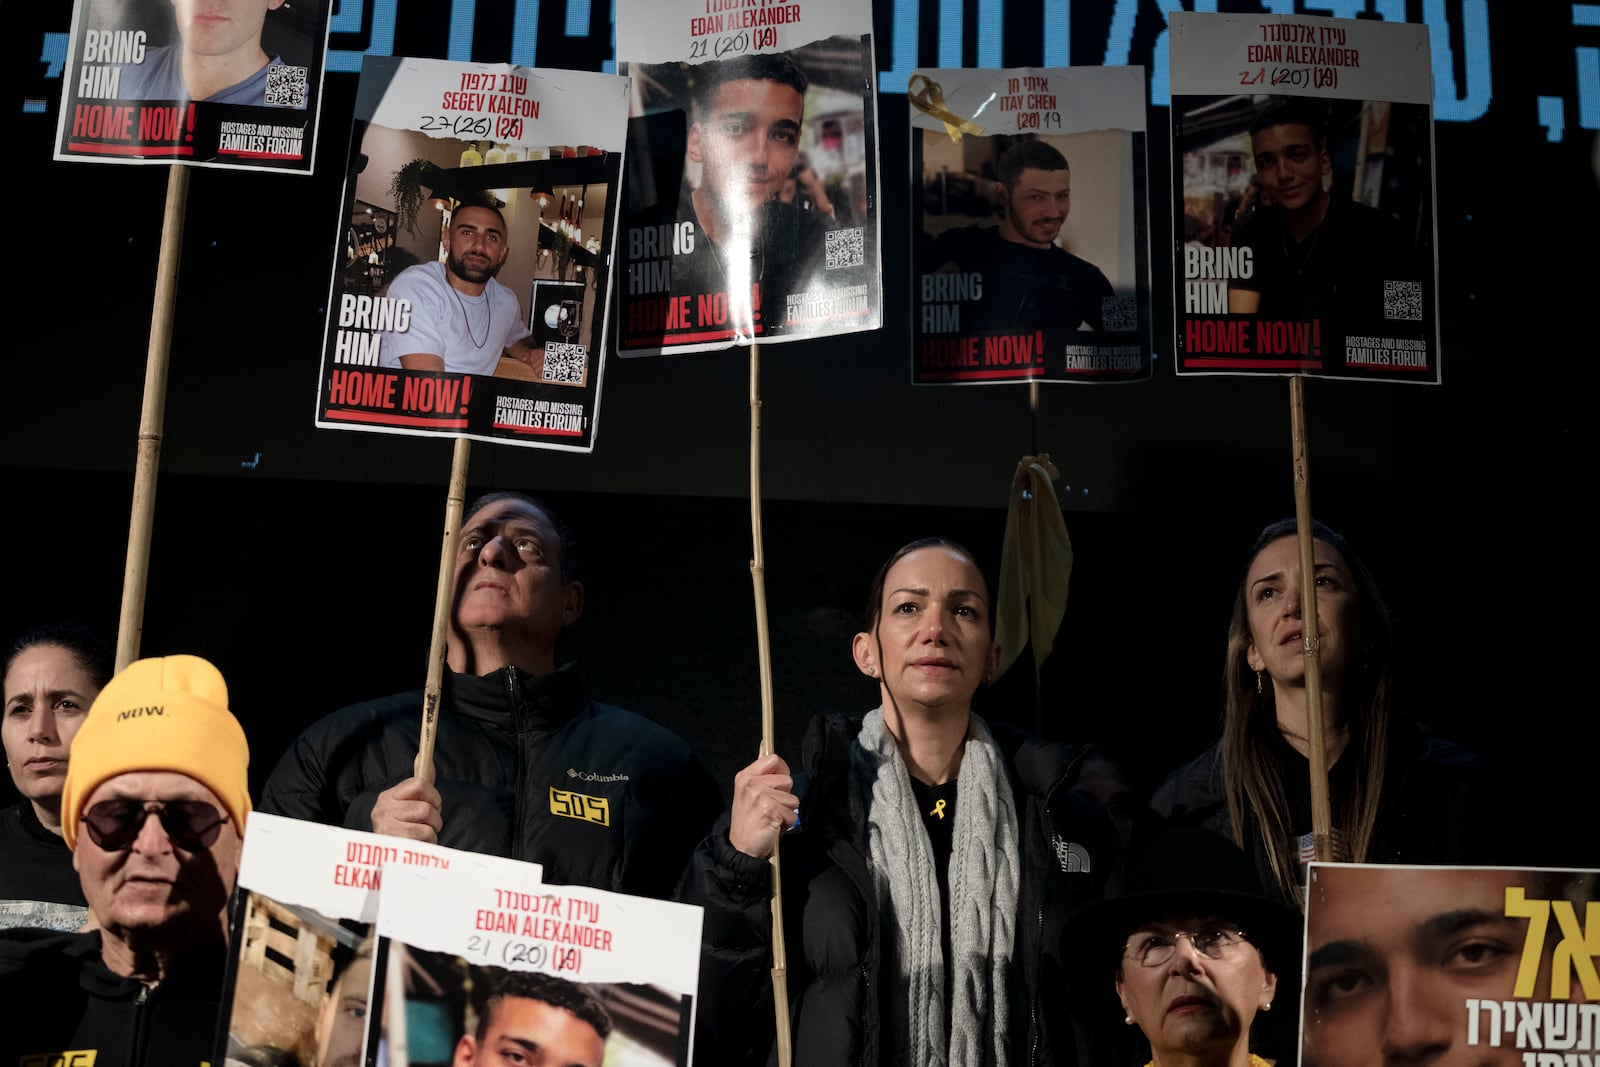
[260,492,723,900]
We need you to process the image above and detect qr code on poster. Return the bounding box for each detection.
[265,64,309,108]
[1383,280,1422,321]
[825,228,864,269]
[1101,295,1137,332]
[542,342,587,385]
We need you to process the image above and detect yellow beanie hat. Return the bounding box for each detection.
[60,654,251,851]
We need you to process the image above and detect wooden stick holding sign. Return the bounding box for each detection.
[116,165,190,671]
[748,344,793,1067]
[415,437,472,780]
[1289,375,1334,862]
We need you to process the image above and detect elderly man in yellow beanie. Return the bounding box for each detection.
[0,653,250,1067]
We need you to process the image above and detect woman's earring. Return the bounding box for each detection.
[1255,670,1263,695]
[1125,1014,1135,1025]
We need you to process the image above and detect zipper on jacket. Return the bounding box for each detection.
[131,982,152,1067]
[1029,763,1078,1067]
[857,961,874,1067]
[506,667,529,863]
[1029,898,1045,1066]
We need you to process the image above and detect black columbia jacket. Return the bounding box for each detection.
[260,664,724,899]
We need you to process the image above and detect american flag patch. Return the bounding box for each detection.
[1297,829,1349,867]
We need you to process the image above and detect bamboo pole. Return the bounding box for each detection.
[1028,378,1040,457]
[415,437,472,780]
[748,343,792,1067]
[1289,375,1333,862]
[116,165,191,672]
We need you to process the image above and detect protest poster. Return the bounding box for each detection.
[1170,12,1441,383]
[313,57,628,452]
[375,862,704,1066]
[911,65,1152,385]
[615,0,882,354]
[1302,863,1598,1066]
[216,812,543,1067]
[54,0,332,172]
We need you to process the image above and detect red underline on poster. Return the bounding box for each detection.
[920,369,1041,381]
[1182,358,1325,371]
[492,423,584,437]
[66,142,193,157]
[324,408,468,429]
[221,150,303,160]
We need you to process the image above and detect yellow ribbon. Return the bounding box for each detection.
[907,74,985,143]
[929,798,948,820]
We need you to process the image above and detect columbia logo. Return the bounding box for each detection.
[566,768,630,783]
[1053,834,1091,873]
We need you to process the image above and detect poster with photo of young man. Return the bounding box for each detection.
[375,862,704,1067]
[215,813,541,1067]
[1170,11,1440,383]
[314,57,628,452]
[55,0,332,172]
[911,65,1152,385]
[615,0,881,355]
[1302,863,1598,1065]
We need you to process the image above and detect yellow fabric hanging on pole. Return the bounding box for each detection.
[995,454,1073,680]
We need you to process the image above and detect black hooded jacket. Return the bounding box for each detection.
[0,930,225,1067]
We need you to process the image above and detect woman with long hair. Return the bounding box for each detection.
[685,537,1118,1066]
[1151,517,1495,908]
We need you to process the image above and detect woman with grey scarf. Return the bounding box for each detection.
[683,538,1120,1066]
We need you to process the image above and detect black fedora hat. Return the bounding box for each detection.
[1062,824,1304,1001]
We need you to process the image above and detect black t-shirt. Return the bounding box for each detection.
[0,802,88,930]
[910,776,959,1010]
[1276,730,1358,873]
[626,194,831,342]
[922,225,1116,333]
[1231,196,1419,329]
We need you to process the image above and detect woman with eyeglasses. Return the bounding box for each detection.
[1150,518,1498,908]
[1064,824,1302,1067]
[683,537,1120,1065]
[1,621,113,930]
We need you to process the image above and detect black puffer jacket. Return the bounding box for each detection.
[682,711,1124,1067]
[260,664,724,900]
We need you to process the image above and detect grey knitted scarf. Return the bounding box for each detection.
[855,707,1020,1067]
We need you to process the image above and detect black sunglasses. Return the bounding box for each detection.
[82,798,226,851]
